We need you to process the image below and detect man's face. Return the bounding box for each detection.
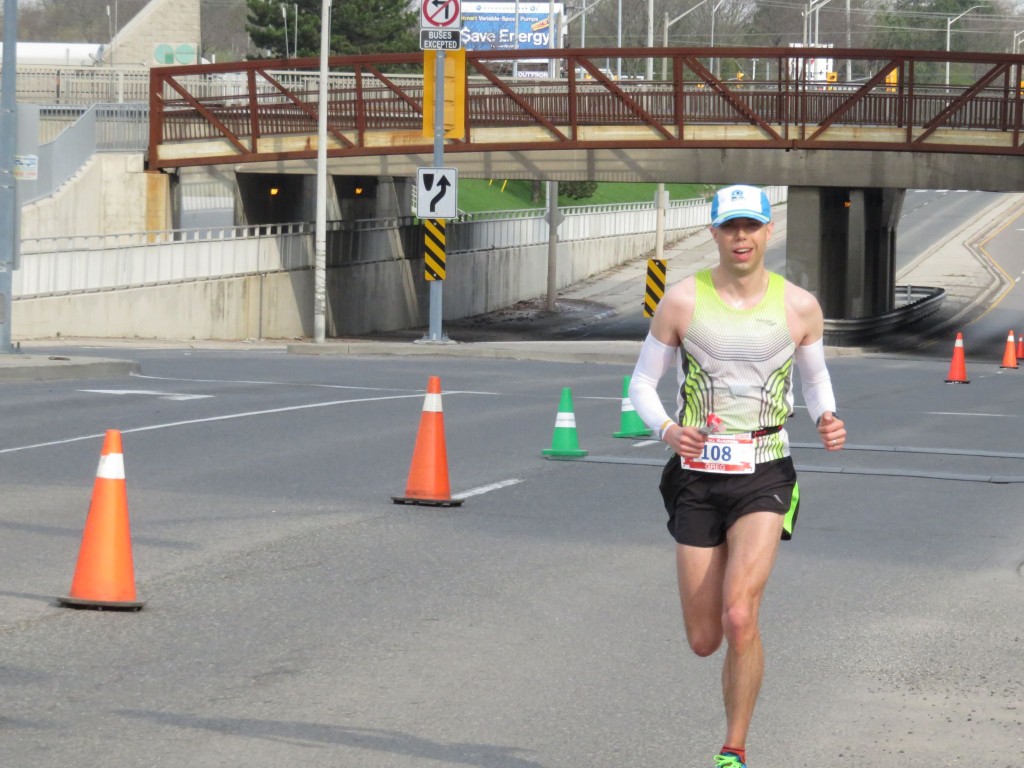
[710,217,773,276]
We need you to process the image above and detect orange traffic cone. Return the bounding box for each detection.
[58,430,144,610]
[1016,333,1023,360]
[945,332,969,383]
[392,376,463,507]
[1000,330,1018,369]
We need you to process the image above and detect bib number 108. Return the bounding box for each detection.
[700,443,732,462]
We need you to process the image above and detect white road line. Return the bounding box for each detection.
[79,389,213,401]
[132,373,499,395]
[453,478,523,499]
[633,439,662,447]
[0,393,427,455]
[925,411,1011,417]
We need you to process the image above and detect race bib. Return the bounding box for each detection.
[682,434,755,474]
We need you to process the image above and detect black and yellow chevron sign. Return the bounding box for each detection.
[643,258,666,318]
[424,219,446,281]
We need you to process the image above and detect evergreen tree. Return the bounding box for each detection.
[560,181,598,201]
[246,0,417,59]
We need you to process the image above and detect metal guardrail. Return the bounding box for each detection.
[824,285,946,345]
[21,103,151,205]
[15,223,314,298]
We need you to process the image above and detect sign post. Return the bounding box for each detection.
[419,0,462,342]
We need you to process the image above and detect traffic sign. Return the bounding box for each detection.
[417,168,458,220]
[420,29,461,50]
[421,0,461,29]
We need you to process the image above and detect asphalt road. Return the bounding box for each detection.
[527,189,1010,345]
[954,197,1024,360]
[2,346,1022,767]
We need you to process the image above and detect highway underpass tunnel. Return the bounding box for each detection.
[334,176,378,220]
[236,173,309,224]
[236,174,379,225]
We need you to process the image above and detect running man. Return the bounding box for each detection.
[628,184,846,768]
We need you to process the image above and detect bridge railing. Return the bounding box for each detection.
[15,190,789,298]
[148,46,1024,168]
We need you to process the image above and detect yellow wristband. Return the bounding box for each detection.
[659,419,674,440]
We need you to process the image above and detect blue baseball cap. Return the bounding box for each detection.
[710,185,772,227]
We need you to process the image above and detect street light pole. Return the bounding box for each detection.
[710,0,724,78]
[802,0,834,46]
[0,0,18,354]
[647,0,653,80]
[281,3,289,57]
[313,0,331,343]
[662,0,715,80]
[946,5,986,87]
[616,0,622,79]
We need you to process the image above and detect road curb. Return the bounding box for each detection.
[0,355,140,382]
[287,339,643,365]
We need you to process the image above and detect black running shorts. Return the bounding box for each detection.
[659,455,800,547]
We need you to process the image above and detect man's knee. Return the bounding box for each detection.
[722,602,758,650]
[686,625,724,657]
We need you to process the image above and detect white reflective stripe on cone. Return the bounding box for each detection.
[422,393,443,412]
[96,453,126,480]
[554,413,577,428]
[621,398,636,411]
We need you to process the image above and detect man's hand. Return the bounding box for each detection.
[663,424,708,459]
[817,412,846,451]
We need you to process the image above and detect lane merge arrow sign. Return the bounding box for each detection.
[416,167,458,220]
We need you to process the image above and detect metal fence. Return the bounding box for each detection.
[7,65,416,107]
[15,188,788,299]
[22,103,151,205]
[15,223,314,298]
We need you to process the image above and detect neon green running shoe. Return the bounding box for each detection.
[714,753,746,768]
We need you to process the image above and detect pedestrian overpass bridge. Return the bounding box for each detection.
[146,46,1024,326]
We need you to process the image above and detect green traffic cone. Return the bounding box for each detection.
[613,375,653,438]
[542,387,588,458]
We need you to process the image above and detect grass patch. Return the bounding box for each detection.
[458,179,717,212]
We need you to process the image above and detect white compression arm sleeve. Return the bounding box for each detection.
[629,333,678,435]
[794,338,836,424]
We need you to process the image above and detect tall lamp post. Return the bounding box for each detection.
[946,5,985,87]
[0,0,17,354]
[661,0,715,80]
[281,3,290,57]
[802,0,834,46]
[313,0,331,343]
[709,0,725,78]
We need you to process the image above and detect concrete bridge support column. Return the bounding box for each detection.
[785,186,904,320]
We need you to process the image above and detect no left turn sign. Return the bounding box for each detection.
[421,0,461,29]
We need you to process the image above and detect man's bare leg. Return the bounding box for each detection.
[720,511,784,750]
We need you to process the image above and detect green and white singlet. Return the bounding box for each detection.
[678,269,795,464]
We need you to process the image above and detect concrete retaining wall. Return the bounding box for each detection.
[14,271,313,341]
[13,229,666,340]
[20,153,171,240]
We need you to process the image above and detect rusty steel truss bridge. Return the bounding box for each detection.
[147,45,1024,191]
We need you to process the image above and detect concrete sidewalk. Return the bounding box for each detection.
[4,192,1020,378]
